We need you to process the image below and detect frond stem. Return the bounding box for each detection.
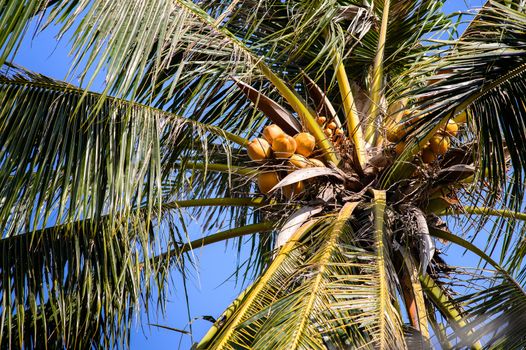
[372,189,388,350]
[420,274,482,350]
[165,197,267,209]
[158,222,274,261]
[367,0,391,143]
[182,162,257,176]
[332,49,366,168]
[441,206,526,221]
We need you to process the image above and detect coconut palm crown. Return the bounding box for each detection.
[2,0,526,348]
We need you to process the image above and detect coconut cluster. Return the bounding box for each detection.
[247,124,325,198]
[386,113,460,164]
[316,116,344,141]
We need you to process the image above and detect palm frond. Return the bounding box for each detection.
[202,200,410,349]
[0,63,250,236]
[371,190,407,349]
[0,215,164,349]
[202,219,318,349]
[392,2,526,194]
[426,226,526,348]
[0,63,264,348]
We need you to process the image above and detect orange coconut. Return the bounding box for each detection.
[294,132,316,157]
[247,138,271,162]
[324,128,333,137]
[257,171,280,194]
[308,158,325,167]
[386,124,408,142]
[421,148,437,164]
[289,154,311,168]
[454,111,467,123]
[263,124,285,144]
[327,121,337,130]
[317,116,327,125]
[429,135,450,155]
[444,120,459,137]
[272,134,297,158]
[283,181,305,199]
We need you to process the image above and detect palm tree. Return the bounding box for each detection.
[2,0,526,348]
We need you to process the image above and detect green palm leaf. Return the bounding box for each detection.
[0,64,262,348]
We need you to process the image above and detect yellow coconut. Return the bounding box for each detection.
[324,128,333,137]
[394,141,406,155]
[421,148,437,164]
[272,134,297,158]
[289,154,311,168]
[294,132,316,157]
[308,158,326,167]
[386,124,408,142]
[263,124,285,144]
[327,121,337,130]
[257,171,280,194]
[247,138,271,162]
[317,116,327,125]
[283,181,305,199]
[445,120,459,137]
[454,111,467,123]
[335,128,344,136]
[429,135,450,155]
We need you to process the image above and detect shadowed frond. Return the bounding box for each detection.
[0,63,263,348]
[0,216,164,349]
[0,63,250,236]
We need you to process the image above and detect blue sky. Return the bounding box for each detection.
[10,0,486,349]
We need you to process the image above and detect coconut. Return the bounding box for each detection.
[263,124,285,144]
[327,121,337,130]
[257,171,280,194]
[272,134,297,158]
[283,181,304,199]
[324,128,333,137]
[421,148,437,164]
[308,158,325,167]
[317,116,327,125]
[445,120,459,137]
[386,124,407,142]
[429,135,450,155]
[294,132,316,157]
[335,128,344,136]
[454,111,467,124]
[247,138,271,162]
[289,154,310,168]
